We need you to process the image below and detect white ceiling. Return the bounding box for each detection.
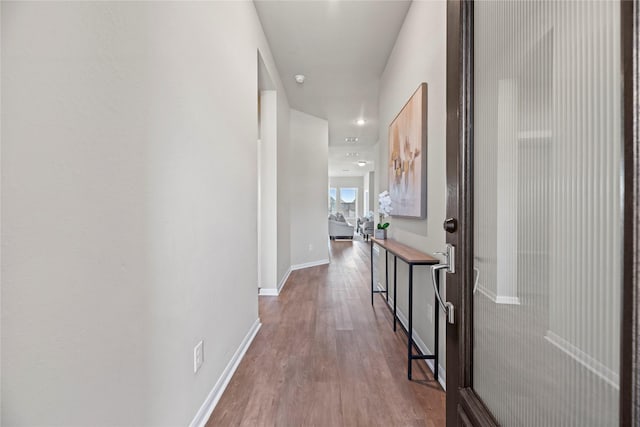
[254,0,411,175]
[328,144,376,177]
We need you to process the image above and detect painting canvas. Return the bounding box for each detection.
[388,83,427,218]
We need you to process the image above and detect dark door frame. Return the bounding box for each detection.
[620,1,640,425]
[446,1,494,425]
[445,0,639,425]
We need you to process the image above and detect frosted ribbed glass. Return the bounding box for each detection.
[473,1,621,425]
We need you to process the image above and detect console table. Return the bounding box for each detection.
[370,237,440,380]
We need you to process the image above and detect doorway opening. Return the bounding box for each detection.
[257,51,278,293]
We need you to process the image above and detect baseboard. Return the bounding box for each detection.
[494,295,520,305]
[476,284,520,305]
[258,267,293,297]
[544,330,619,390]
[259,261,326,297]
[277,266,293,293]
[189,318,262,427]
[377,284,446,390]
[291,258,329,270]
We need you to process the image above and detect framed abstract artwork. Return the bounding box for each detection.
[388,83,427,219]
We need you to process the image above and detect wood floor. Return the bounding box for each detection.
[207,240,446,427]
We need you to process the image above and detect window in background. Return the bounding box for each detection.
[339,187,357,219]
[328,188,337,214]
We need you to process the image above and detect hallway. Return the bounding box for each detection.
[208,240,446,426]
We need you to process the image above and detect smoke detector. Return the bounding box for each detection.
[294,74,305,84]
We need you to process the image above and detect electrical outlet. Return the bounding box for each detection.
[427,303,433,322]
[194,340,204,374]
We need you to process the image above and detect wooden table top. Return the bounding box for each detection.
[371,237,440,265]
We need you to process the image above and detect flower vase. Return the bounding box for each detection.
[374,229,387,239]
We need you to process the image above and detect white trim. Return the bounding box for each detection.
[378,284,446,390]
[258,288,279,296]
[494,295,520,305]
[291,258,330,270]
[544,330,619,390]
[257,137,261,292]
[258,262,322,297]
[277,266,292,293]
[258,268,291,296]
[189,319,262,427]
[476,284,520,305]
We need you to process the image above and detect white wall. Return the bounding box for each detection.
[259,90,278,290]
[290,110,329,267]
[376,0,448,376]
[276,90,292,285]
[367,171,375,214]
[329,176,364,220]
[257,47,292,293]
[1,2,287,425]
[259,88,291,293]
[363,172,371,214]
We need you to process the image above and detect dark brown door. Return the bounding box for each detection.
[444,1,639,425]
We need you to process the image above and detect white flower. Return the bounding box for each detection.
[378,191,393,217]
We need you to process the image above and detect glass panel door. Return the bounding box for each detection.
[473,1,622,424]
[339,187,358,223]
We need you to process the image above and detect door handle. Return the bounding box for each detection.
[431,265,455,324]
[434,243,455,274]
[431,244,456,324]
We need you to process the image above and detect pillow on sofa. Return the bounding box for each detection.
[328,214,337,221]
[335,213,346,222]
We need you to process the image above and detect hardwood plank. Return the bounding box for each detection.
[207,239,446,426]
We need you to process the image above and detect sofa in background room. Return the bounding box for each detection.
[328,213,354,239]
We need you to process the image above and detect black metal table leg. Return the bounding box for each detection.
[393,256,397,331]
[408,264,414,380]
[371,244,389,301]
[434,268,439,381]
[370,240,374,305]
[368,243,440,384]
[385,252,389,302]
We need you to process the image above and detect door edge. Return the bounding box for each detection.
[459,388,499,427]
[620,0,640,425]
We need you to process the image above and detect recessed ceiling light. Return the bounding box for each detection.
[357,160,367,167]
[294,74,305,84]
[356,118,366,126]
